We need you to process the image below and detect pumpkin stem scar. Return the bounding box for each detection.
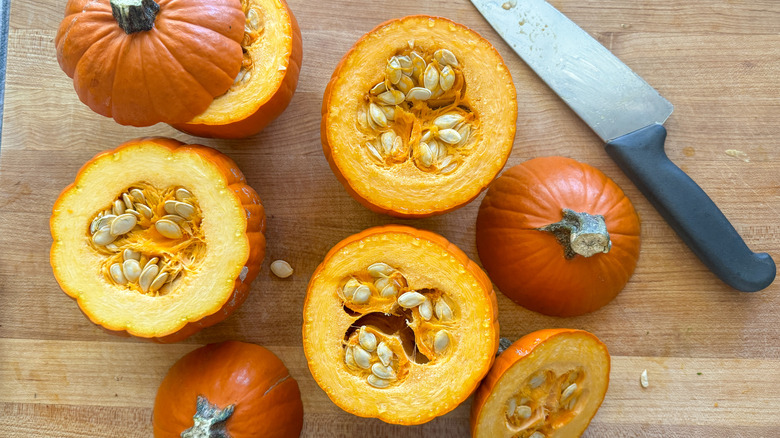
[181,395,235,438]
[539,209,612,259]
[110,0,159,34]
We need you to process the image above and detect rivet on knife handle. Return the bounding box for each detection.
[605,124,775,292]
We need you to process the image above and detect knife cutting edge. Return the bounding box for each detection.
[470,0,775,291]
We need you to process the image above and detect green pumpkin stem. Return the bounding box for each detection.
[181,395,235,438]
[540,209,612,259]
[110,0,159,34]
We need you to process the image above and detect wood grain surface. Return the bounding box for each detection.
[1,0,779,436]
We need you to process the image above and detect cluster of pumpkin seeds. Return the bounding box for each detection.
[234,2,264,85]
[344,326,399,389]
[361,47,473,174]
[340,262,457,388]
[504,368,585,437]
[88,186,201,295]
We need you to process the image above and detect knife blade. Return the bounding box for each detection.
[471,0,775,292]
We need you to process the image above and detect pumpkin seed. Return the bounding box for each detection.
[529,432,546,438]
[434,299,453,320]
[437,128,462,144]
[175,188,192,201]
[122,259,142,282]
[418,142,433,168]
[92,228,116,246]
[439,65,455,91]
[377,342,393,367]
[424,63,440,91]
[506,398,517,417]
[374,277,390,291]
[353,345,372,369]
[270,260,294,278]
[380,105,395,121]
[149,271,169,292]
[344,346,357,368]
[161,214,185,224]
[438,155,454,171]
[122,193,134,210]
[378,90,405,105]
[123,249,141,261]
[397,75,414,94]
[410,52,426,78]
[358,327,377,352]
[369,103,388,128]
[418,299,433,320]
[138,263,159,292]
[434,48,459,67]
[386,57,403,84]
[380,283,398,298]
[174,202,195,220]
[366,142,383,162]
[456,123,471,146]
[380,132,396,155]
[640,369,649,388]
[130,188,146,203]
[515,405,532,419]
[433,113,463,129]
[420,130,433,143]
[135,203,153,219]
[398,291,426,308]
[155,219,183,239]
[367,374,391,388]
[529,372,546,388]
[352,285,371,304]
[124,209,141,219]
[144,257,159,269]
[107,243,121,252]
[406,87,432,101]
[110,213,137,236]
[110,263,127,285]
[163,200,178,215]
[440,161,458,174]
[396,55,412,70]
[370,82,387,95]
[434,140,448,161]
[368,262,394,277]
[247,8,261,31]
[433,330,450,354]
[371,363,396,380]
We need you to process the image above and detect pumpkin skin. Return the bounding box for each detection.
[173,0,303,138]
[476,156,641,317]
[153,341,303,438]
[303,225,499,425]
[50,138,266,342]
[321,15,517,217]
[471,329,610,437]
[55,0,245,127]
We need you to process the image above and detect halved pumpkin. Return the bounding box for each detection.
[321,15,517,217]
[50,138,266,342]
[302,225,499,424]
[471,329,610,437]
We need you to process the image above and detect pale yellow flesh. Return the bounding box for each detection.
[303,231,497,424]
[50,142,249,338]
[475,334,610,438]
[189,0,294,124]
[325,17,516,215]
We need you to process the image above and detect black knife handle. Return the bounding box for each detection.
[605,124,775,292]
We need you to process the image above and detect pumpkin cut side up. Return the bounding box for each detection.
[476,156,641,317]
[174,0,303,138]
[153,341,303,438]
[50,138,266,342]
[471,329,610,438]
[322,15,517,217]
[302,225,499,425]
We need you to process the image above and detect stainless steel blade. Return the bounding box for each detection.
[471,0,673,142]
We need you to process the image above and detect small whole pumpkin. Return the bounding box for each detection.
[303,225,499,424]
[50,138,266,342]
[55,0,301,138]
[476,156,641,317]
[321,15,517,217]
[471,329,610,437]
[153,341,303,438]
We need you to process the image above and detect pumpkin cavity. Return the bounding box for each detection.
[234,0,266,87]
[89,183,205,296]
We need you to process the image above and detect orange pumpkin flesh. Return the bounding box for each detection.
[303,225,499,425]
[173,0,303,138]
[322,15,517,217]
[153,341,303,438]
[50,138,266,342]
[476,157,641,317]
[471,329,610,438]
[55,0,245,126]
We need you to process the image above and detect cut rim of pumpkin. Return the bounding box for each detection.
[179,0,300,136]
[303,226,499,425]
[50,139,252,339]
[322,15,517,217]
[472,330,610,438]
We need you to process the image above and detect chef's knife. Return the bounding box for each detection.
[471,0,775,292]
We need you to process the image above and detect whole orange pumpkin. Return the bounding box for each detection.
[476,156,641,317]
[55,0,245,127]
[153,341,303,437]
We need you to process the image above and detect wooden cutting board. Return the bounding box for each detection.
[1,0,779,436]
